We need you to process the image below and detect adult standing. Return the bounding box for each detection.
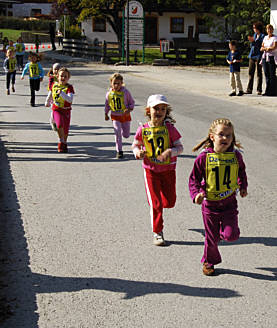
[245,22,264,95]
[49,23,56,51]
[260,24,277,96]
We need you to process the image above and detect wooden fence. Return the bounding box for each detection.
[62,39,122,63]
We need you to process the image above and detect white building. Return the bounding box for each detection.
[82,10,221,45]
[0,0,53,17]
[271,0,277,30]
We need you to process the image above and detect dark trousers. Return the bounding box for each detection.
[16,55,24,69]
[247,58,263,93]
[30,79,40,105]
[6,71,16,90]
[262,57,277,96]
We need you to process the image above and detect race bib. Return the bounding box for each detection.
[8,58,16,72]
[108,91,126,112]
[52,83,69,108]
[16,44,23,53]
[206,152,239,201]
[142,126,170,165]
[29,63,39,78]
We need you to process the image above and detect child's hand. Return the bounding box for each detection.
[157,149,171,162]
[105,114,109,121]
[195,193,205,205]
[136,150,146,159]
[45,102,50,107]
[40,77,43,82]
[21,76,24,80]
[240,189,248,198]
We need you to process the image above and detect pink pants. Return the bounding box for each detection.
[144,169,176,233]
[53,110,71,135]
[201,198,240,266]
[112,120,130,152]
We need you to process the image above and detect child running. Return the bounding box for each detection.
[21,52,44,107]
[189,118,248,276]
[105,73,135,159]
[15,37,25,71]
[132,95,183,246]
[45,67,74,153]
[47,62,61,91]
[3,49,16,95]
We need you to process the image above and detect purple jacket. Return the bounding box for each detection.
[188,147,248,204]
[105,86,135,117]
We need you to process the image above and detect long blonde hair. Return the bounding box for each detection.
[192,118,242,152]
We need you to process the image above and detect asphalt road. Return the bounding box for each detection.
[0,61,276,328]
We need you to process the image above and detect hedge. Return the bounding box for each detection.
[0,17,55,31]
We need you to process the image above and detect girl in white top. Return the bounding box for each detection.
[260,24,277,96]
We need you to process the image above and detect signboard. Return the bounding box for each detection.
[124,1,144,51]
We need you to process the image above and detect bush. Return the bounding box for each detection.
[0,17,55,31]
[67,25,82,39]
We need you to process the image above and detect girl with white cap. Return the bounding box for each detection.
[132,94,183,246]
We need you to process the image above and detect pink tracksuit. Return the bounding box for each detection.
[189,146,248,266]
[105,86,135,152]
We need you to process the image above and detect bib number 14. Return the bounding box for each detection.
[212,165,231,190]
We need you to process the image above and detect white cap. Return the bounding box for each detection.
[147,94,169,108]
[53,63,61,70]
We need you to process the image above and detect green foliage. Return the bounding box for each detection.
[0,16,54,31]
[68,25,82,39]
[210,0,271,41]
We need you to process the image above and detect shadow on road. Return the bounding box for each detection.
[0,136,241,327]
[187,228,277,247]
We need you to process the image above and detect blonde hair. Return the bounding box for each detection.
[58,67,71,79]
[192,118,242,152]
[110,72,123,82]
[266,24,274,30]
[144,104,176,124]
[6,49,14,57]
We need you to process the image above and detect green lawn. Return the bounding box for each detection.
[0,29,28,42]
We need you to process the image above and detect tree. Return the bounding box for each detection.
[206,0,270,41]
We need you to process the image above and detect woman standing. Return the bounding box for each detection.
[260,24,277,96]
[245,22,264,95]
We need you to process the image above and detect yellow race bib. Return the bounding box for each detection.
[16,44,23,53]
[206,152,239,201]
[29,63,39,78]
[108,91,126,112]
[142,125,170,165]
[8,58,16,72]
[52,83,69,108]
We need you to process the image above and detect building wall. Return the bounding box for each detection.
[271,0,277,30]
[13,3,52,17]
[158,12,195,40]
[82,12,221,44]
[82,19,118,43]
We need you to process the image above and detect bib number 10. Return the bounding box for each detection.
[212,165,231,191]
[112,97,122,110]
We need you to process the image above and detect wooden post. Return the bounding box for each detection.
[102,41,107,63]
[213,41,217,65]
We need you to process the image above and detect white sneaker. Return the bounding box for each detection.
[153,232,165,246]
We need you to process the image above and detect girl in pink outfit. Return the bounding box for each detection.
[132,95,183,246]
[45,67,74,153]
[105,73,135,159]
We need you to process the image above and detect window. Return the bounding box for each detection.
[31,9,42,17]
[197,18,210,34]
[170,17,184,33]
[93,18,106,32]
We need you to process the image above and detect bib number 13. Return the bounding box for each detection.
[212,165,231,190]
